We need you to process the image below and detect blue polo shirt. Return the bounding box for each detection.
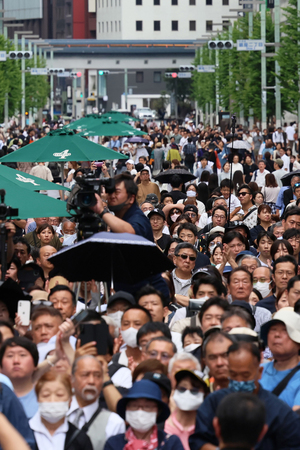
[189,385,300,450]
[122,202,154,241]
[260,361,300,408]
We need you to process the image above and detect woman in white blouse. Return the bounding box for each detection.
[29,372,92,450]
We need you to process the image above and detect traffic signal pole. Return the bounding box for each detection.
[274,0,281,127]
[261,2,267,129]
[21,36,25,129]
[50,49,54,120]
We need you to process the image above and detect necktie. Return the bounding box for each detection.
[72,408,84,428]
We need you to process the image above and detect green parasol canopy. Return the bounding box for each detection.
[2,181,70,219]
[0,164,69,191]
[78,118,145,137]
[65,114,100,131]
[0,129,127,163]
[101,111,139,122]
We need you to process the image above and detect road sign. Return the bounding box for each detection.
[31,68,48,75]
[237,40,264,51]
[197,65,215,73]
[57,72,70,77]
[0,52,6,61]
[178,72,192,78]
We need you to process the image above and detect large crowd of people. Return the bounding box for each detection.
[0,117,300,449]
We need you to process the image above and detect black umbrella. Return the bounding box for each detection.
[281,170,300,187]
[49,232,174,285]
[154,169,196,184]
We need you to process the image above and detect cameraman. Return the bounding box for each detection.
[92,173,153,241]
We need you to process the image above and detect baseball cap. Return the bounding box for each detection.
[142,372,172,398]
[235,250,254,262]
[174,369,208,393]
[140,166,151,175]
[107,291,135,308]
[126,159,135,165]
[229,327,259,342]
[148,208,165,220]
[260,307,300,345]
[184,205,198,214]
[208,226,225,236]
[274,158,283,168]
[146,193,159,205]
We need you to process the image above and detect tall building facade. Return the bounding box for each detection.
[96,0,241,41]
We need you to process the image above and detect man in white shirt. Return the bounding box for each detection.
[179,130,188,151]
[279,147,290,172]
[250,160,270,188]
[272,127,284,145]
[68,355,125,449]
[286,122,296,150]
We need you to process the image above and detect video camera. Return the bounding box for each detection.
[67,173,116,240]
[0,189,18,221]
[0,190,19,282]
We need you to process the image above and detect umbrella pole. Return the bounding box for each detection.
[76,282,81,306]
[110,256,114,293]
[60,162,65,201]
[85,281,88,310]
[104,282,109,308]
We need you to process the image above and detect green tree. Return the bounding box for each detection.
[276,0,300,113]
[25,57,49,112]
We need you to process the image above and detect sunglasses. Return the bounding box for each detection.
[32,300,53,306]
[186,212,197,218]
[294,183,300,188]
[177,254,196,261]
[238,191,249,197]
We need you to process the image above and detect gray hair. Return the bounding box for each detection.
[71,355,102,376]
[238,254,261,268]
[174,242,197,256]
[168,352,200,374]
[269,221,283,234]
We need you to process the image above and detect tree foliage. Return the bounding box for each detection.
[25,57,49,111]
[191,9,289,121]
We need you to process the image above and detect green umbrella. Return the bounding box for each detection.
[65,114,100,131]
[0,129,127,185]
[0,164,69,192]
[102,111,139,122]
[2,180,70,219]
[78,119,145,137]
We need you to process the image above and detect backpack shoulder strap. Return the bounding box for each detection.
[272,365,300,397]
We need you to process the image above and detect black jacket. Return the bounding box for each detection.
[284,187,294,207]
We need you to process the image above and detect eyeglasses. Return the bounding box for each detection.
[177,254,196,261]
[176,387,201,395]
[186,212,197,218]
[238,192,249,197]
[171,209,180,214]
[127,402,157,412]
[214,215,226,220]
[32,300,53,306]
[146,350,173,362]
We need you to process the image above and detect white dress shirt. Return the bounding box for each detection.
[67,396,125,440]
[29,412,69,450]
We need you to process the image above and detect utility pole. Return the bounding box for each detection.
[124,68,128,110]
[261,2,267,130]
[216,48,219,124]
[274,0,281,127]
[50,49,54,120]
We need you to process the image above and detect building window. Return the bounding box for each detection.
[189,0,196,4]
[106,22,108,32]
[98,22,101,33]
[171,20,178,31]
[136,0,142,3]
[172,59,177,63]
[144,60,148,64]
[190,20,196,31]
[136,20,143,31]
[206,20,212,31]
[222,20,229,30]
[98,0,100,6]
[119,20,121,31]
[154,20,160,31]
[115,21,117,31]
[136,71,144,83]
[206,0,212,4]
[154,0,160,4]
[111,21,113,31]
[102,22,104,32]
[223,0,229,4]
[154,71,161,83]
[171,0,178,4]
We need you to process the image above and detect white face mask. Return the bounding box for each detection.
[187,190,197,198]
[107,310,123,329]
[125,410,157,432]
[184,343,200,353]
[52,225,58,232]
[173,390,204,411]
[171,213,180,222]
[38,401,69,423]
[121,327,138,348]
[253,281,271,298]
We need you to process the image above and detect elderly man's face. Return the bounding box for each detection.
[241,258,259,274]
[72,358,103,404]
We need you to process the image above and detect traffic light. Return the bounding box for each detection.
[179,65,195,71]
[48,68,64,74]
[165,72,178,78]
[208,40,234,50]
[99,70,110,75]
[70,72,82,77]
[9,51,33,59]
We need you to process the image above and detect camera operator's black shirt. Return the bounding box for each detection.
[122,202,154,241]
